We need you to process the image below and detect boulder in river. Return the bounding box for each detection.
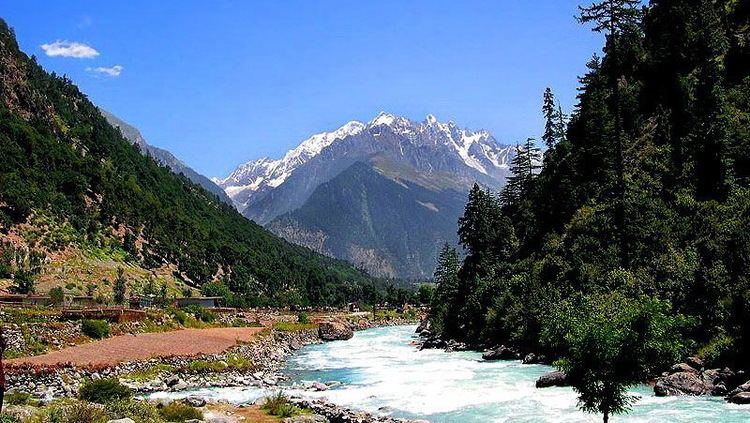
[670,363,699,374]
[318,321,353,341]
[482,345,518,361]
[535,371,569,388]
[727,391,750,404]
[654,371,711,396]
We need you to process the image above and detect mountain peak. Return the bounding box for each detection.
[370,111,397,127]
[425,113,438,124]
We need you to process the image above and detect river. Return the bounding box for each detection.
[152,325,749,422]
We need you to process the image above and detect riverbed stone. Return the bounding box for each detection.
[482,345,518,361]
[318,321,353,341]
[727,391,750,404]
[185,396,207,407]
[654,371,711,396]
[686,356,704,370]
[670,363,699,374]
[535,371,569,388]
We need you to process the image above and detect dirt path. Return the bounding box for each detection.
[8,326,265,367]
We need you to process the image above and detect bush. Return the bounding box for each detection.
[34,399,107,423]
[261,391,300,417]
[4,391,32,405]
[105,399,163,423]
[159,402,203,422]
[0,415,21,423]
[182,305,215,323]
[273,322,317,332]
[185,359,228,373]
[297,312,310,324]
[79,378,132,404]
[169,308,189,326]
[81,319,110,339]
[49,286,65,306]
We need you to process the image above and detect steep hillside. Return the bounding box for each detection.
[0,19,377,306]
[269,161,467,278]
[100,109,233,205]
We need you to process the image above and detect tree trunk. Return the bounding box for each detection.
[603,411,609,423]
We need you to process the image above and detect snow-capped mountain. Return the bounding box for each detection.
[216,112,512,217]
[215,112,515,278]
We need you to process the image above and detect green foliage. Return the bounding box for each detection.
[417,284,435,305]
[3,392,32,406]
[78,378,131,404]
[182,304,215,323]
[185,359,228,373]
[0,415,21,423]
[543,294,686,421]
[49,286,65,306]
[169,308,189,326]
[273,321,318,332]
[261,392,300,418]
[81,319,111,339]
[158,402,203,422]
[113,267,127,305]
[10,270,35,294]
[297,312,310,324]
[105,399,163,423]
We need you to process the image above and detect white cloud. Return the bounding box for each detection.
[86,65,123,77]
[40,40,99,58]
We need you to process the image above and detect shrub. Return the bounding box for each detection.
[297,312,310,324]
[4,391,32,405]
[105,399,163,423]
[159,402,203,422]
[261,391,300,417]
[185,359,228,373]
[182,305,215,323]
[49,287,65,306]
[34,399,107,423]
[81,319,110,339]
[273,322,317,332]
[79,378,132,404]
[0,415,21,423]
[169,308,189,326]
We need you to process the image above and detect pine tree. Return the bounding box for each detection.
[543,88,557,149]
[555,102,567,143]
[501,139,542,208]
[113,267,127,305]
[578,0,643,268]
[431,243,461,336]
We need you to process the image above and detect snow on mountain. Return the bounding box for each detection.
[216,112,511,211]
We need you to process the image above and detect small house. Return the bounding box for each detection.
[174,296,221,309]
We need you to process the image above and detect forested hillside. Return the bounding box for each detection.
[0,19,383,306]
[269,161,467,278]
[431,0,750,373]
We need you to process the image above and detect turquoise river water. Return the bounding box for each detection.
[151,325,750,422]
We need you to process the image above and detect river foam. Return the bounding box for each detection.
[283,325,749,422]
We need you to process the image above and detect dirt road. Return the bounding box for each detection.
[8,326,264,367]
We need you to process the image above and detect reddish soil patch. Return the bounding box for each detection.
[8,327,264,367]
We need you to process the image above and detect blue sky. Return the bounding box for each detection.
[2,0,603,177]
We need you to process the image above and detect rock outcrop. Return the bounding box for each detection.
[654,361,742,397]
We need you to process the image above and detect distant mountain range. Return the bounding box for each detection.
[216,112,514,278]
[100,109,233,205]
